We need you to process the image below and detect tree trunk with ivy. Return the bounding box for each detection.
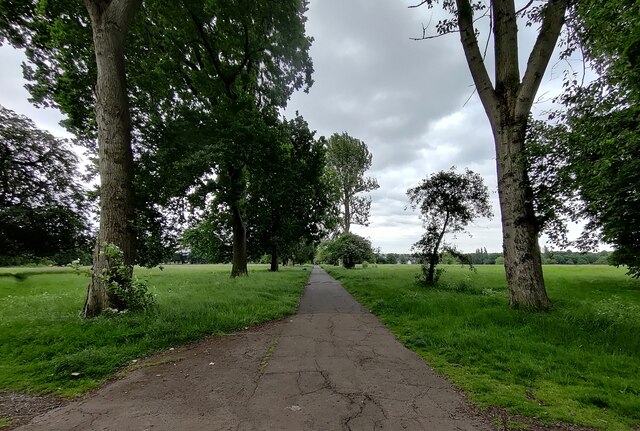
[82,0,140,317]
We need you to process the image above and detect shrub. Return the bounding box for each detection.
[101,244,155,312]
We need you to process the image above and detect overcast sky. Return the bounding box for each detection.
[0,0,575,253]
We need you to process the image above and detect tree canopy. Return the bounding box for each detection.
[523,0,640,278]
[0,105,91,265]
[248,116,337,271]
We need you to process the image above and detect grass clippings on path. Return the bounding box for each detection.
[0,264,310,397]
[325,264,640,431]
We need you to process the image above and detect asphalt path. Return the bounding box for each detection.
[19,266,490,430]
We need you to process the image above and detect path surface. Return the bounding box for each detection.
[20,267,490,430]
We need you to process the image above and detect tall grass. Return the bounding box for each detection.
[0,264,309,396]
[325,264,640,431]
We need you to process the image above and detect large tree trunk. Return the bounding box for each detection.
[82,0,140,318]
[454,0,567,310]
[494,118,550,309]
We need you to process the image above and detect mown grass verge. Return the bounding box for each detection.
[324,264,640,431]
[0,264,310,396]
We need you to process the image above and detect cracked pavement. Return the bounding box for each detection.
[18,266,491,430]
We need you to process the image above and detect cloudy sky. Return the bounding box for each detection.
[0,0,575,253]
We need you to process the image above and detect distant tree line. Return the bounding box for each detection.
[371,249,613,267]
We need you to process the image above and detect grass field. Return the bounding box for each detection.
[324,264,640,431]
[0,264,310,396]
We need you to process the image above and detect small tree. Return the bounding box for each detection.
[408,168,492,285]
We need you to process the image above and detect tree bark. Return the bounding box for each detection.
[270,243,279,272]
[343,190,351,233]
[229,166,248,277]
[454,0,567,310]
[494,119,550,309]
[82,0,140,317]
[231,202,248,276]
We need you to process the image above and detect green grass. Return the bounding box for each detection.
[0,264,310,396]
[324,264,640,431]
[0,418,11,428]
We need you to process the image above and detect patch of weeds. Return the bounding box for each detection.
[0,418,11,428]
[258,338,279,375]
[118,357,186,378]
[506,421,529,430]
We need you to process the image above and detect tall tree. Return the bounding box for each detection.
[326,132,379,233]
[407,168,492,285]
[81,0,141,316]
[414,0,569,309]
[249,116,336,271]
[1,0,142,315]
[562,0,640,277]
[0,105,91,265]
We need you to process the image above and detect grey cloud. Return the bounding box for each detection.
[0,46,70,137]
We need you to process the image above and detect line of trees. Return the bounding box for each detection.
[0,0,330,316]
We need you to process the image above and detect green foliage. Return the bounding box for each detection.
[526,115,640,277]
[466,248,502,265]
[541,1,640,278]
[325,132,379,232]
[248,116,337,269]
[0,264,309,395]
[100,244,155,312]
[181,210,232,264]
[0,106,91,266]
[408,168,492,285]
[325,264,640,430]
[318,233,373,269]
[0,0,315,275]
